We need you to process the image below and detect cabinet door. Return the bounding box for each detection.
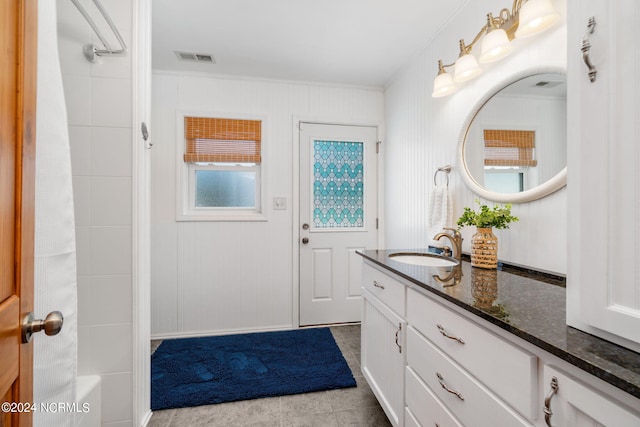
[567,0,640,349]
[361,289,405,427]
[543,366,640,427]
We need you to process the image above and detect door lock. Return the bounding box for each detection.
[302,223,309,230]
[22,311,64,343]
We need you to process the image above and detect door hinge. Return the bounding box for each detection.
[376,218,379,229]
[376,141,382,154]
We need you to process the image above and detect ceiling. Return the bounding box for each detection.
[500,73,567,98]
[152,0,468,87]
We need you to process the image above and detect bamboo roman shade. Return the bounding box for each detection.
[483,129,537,167]
[184,117,262,163]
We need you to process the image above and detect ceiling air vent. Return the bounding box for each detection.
[532,80,562,88]
[175,51,215,63]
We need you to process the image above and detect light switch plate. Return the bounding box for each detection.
[273,197,287,210]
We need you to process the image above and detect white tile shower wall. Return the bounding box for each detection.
[151,73,384,337]
[384,0,568,274]
[57,0,134,425]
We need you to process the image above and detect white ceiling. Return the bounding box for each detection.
[500,73,567,98]
[152,0,468,87]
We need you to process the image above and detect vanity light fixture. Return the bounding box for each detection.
[454,40,483,83]
[479,13,514,63]
[432,60,458,98]
[515,0,560,38]
[432,0,560,98]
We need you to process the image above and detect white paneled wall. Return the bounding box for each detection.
[151,73,384,337]
[384,0,568,274]
[57,0,135,425]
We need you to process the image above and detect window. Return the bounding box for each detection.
[482,130,535,193]
[483,129,537,167]
[179,115,264,220]
[484,168,525,193]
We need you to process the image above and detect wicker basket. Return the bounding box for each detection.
[471,227,498,269]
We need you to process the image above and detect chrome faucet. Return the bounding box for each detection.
[433,227,463,262]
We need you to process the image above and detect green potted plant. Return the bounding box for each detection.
[457,199,518,269]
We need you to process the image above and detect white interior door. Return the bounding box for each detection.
[299,122,378,326]
[567,0,640,350]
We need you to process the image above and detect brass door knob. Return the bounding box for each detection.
[22,311,64,343]
[302,237,309,244]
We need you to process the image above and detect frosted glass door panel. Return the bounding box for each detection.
[313,140,364,229]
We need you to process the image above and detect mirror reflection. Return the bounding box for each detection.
[463,73,567,195]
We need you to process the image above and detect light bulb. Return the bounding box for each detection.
[432,71,457,98]
[479,28,513,63]
[515,0,560,38]
[454,53,482,83]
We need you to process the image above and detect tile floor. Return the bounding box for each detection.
[148,325,392,427]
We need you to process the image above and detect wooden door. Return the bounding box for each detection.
[299,122,378,326]
[0,0,37,426]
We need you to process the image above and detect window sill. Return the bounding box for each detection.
[176,212,268,222]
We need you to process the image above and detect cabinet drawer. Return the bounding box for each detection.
[407,327,530,427]
[407,288,537,419]
[406,366,462,427]
[362,263,405,316]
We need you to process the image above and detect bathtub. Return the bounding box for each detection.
[75,375,101,427]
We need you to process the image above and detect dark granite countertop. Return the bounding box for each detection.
[358,249,640,400]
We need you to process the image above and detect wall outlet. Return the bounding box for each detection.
[273,197,287,210]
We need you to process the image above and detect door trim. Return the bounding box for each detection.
[19,0,38,424]
[291,116,384,328]
[133,0,152,425]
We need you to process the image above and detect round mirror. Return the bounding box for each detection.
[458,71,567,203]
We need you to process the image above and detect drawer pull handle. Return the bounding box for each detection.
[373,281,385,289]
[395,323,402,353]
[436,372,464,401]
[436,324,465,344]
[543,376,559,427]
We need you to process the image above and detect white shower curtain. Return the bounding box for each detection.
[33,1,78,426]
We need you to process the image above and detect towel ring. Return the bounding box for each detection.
[434,165,452,186]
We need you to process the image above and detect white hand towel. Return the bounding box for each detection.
[427,184,453,247]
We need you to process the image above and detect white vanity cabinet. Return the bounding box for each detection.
[405,289,534,427]
[361,265,406,427]
[361,259,640,427]
[567,0,640,351]
[407,288,538,420]
[543,366,640,427]
[362,261,534,427]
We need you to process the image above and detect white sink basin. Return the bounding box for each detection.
[388,252,459,267]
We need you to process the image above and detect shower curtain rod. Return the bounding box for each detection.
[69,0,127,63]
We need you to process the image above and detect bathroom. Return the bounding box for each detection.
[2,0,638,425]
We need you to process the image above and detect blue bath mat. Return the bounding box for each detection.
[151,327,356,410]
